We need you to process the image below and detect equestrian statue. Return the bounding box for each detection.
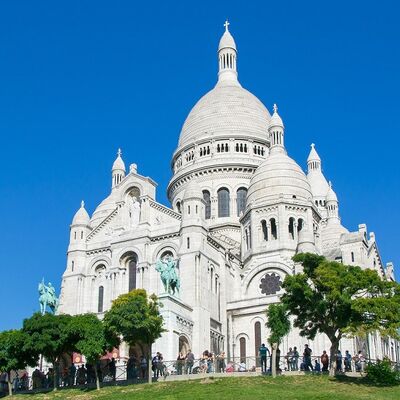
[38,279,59,315]
[155,254,180,296]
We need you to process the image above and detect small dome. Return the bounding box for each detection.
[247,151,312,206]
[326,183,338,202]
[307,173,330,198]
[219,30,236,51]
[183,180,203,200]
[269,104,284,128]
[72,201,90,226]
[307,143,320,162]
[112,149,126,172]
[90,191,118,228]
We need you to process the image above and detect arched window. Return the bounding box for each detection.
[98,286,104,313]
[261,220,268,241]
[71,261,74,272]
[351,252,355,262]
[254,322,261,366]
[218,188,230,218]
[203,190,211,219]
[129,186,141,199]
[289,217,295,240]
[236,187,247,216]
[239,337,246,363]
[129,255,138,292]
[297,218,304,232]
[176,201,181,214]
[270,218,277,240]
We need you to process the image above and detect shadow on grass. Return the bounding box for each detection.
[334,374,399,388]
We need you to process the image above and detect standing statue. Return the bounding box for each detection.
[38,279,59,315]
[155,255,180,296]
[128,196,141,228]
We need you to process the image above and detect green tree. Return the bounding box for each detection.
[0,330,37,396]
[22,313,76,390]
[266,303,290,377]
[104,289,165,384]
[68,313,120,390]
[281,253,400,376]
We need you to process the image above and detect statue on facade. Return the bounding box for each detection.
[155,255,180,296]
[38,279,59,315]
[128,196,141,228]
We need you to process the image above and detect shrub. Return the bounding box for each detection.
[365,358,400,386]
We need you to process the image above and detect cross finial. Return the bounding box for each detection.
[224,19,230,32]
[81,200,85,208]
[311,143,315,148]
[117,148,122,157]
[273,103,278,113]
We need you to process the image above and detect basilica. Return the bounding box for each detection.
[58,23,398,365]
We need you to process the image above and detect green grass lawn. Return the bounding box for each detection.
[11,375,400,400]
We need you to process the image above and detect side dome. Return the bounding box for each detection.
[90,191,118,228]
[72,201,90,226]
[246,151,312,207]
[177,84,271,149]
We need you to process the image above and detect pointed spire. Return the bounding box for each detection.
[269,103,284,128]
[81,200,85,208]
[307,143,322,173]
[217,20,239,85]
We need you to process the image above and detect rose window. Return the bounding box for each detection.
[259,273,282,295]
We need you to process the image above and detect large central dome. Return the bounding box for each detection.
[178,82,271,149]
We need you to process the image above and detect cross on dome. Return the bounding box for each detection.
[311,143,315,148]
[117,148,122,157]
[81,200,85,208]
[224,20,230,32]
[273,103,278,113]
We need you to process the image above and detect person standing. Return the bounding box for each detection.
[321,350,329,372]
[217,351,226,373]
[286,347,293,371]
[292,346,299,371]
[139,356,147,379]
[176,352,185,375]
[68,363,76,386]
[108,358,116,381]
[344,350,352,372]
[336,350,343,372]
[303,344,313,371]
[185,349,195,374]
[259,343,270,373]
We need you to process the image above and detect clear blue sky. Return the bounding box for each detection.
[1,0,399,330]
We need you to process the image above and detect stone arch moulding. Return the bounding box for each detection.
[235,332,250,342]
[243,262,292,295]
[88,255,112,275]
[117,247,143,265]
[120,180,144,197]
[152,242,179,263]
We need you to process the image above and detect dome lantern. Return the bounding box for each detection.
[111,148,126,189]
[268,104,285,154]
[217,20,239,85]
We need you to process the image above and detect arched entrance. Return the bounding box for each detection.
[179,335,190,355]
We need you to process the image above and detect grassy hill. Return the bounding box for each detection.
[12,375,400,400]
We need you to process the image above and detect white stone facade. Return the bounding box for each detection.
[58,23,398,365]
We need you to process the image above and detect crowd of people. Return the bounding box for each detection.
[261,344,367,373]
[0,346,370,393]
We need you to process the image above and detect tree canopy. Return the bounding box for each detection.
[22,313,76,390]
[68,313,120,390]
[104,289,165,383]
[281,253,400,375]
[0,330,37,396]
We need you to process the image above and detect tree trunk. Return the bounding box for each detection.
[329,338,340,377]
[147,343,152,384]
[94,364,101,390]
[7,371,12,397]
[53,360,58,391]
[271,343,277,378]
